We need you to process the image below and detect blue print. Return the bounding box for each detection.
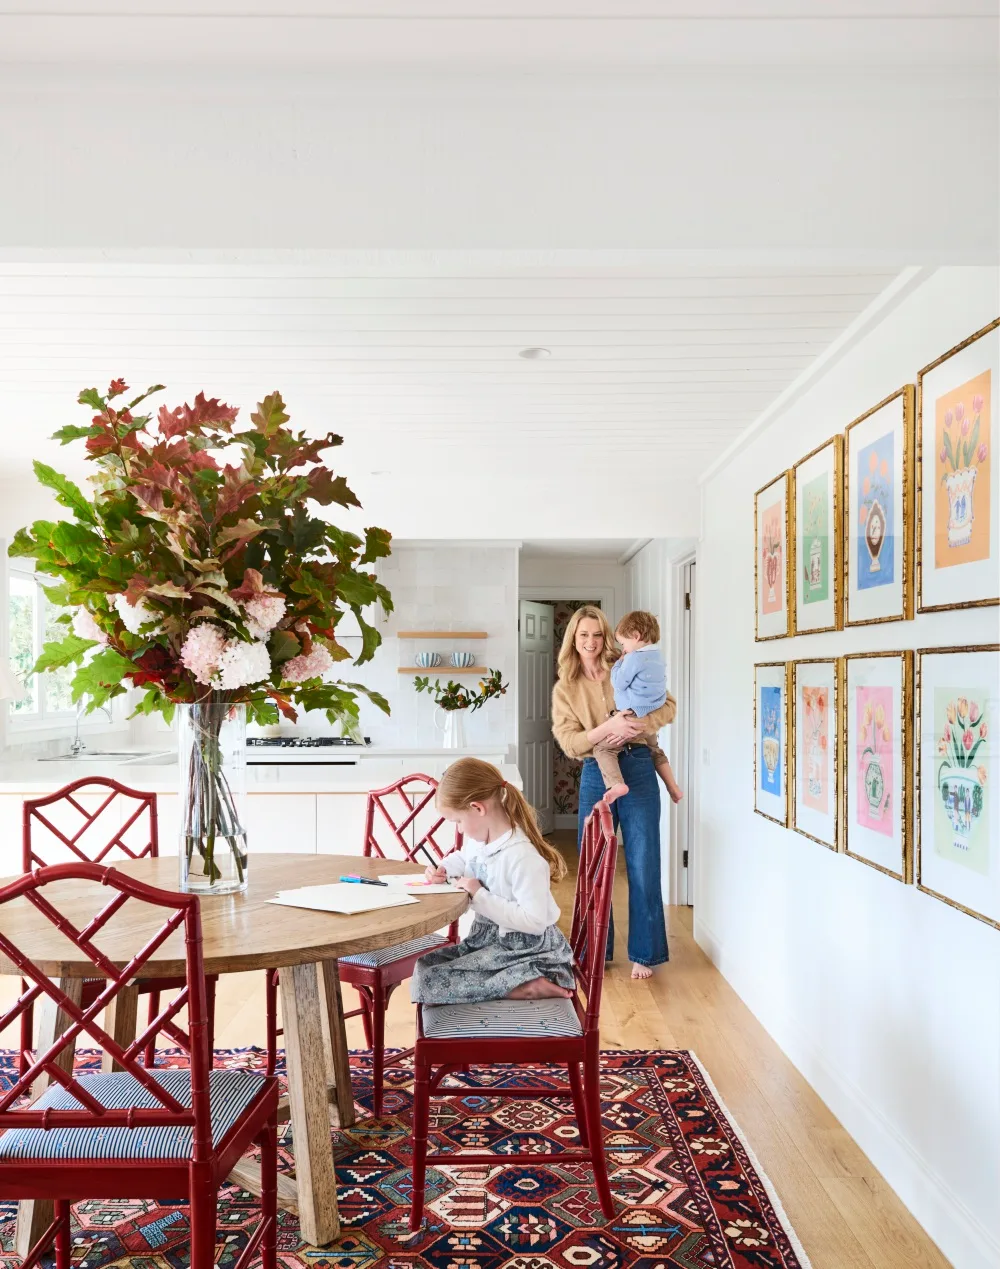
[760,685,782,795]
[857,432,895,590]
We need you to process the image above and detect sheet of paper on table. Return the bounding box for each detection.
[378,874,461,894]
[269,883,419,916]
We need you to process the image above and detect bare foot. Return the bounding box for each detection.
[507,977,574,1000]
[604,782,628,804]
[631,963,653,980]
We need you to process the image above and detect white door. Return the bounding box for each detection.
[518,600,555,835]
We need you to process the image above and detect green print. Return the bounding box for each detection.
[933,688,990,875]
[801,473,829,605]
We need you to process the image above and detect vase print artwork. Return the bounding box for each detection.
[801,473,829,604]
[760,500,784,614]
[935,369,991,568]
[933,688,990,874]
[856,686,893,837]
[801,685,830,813]
[857,432,894,589]
[759,685,782,795]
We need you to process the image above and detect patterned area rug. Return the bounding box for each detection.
[0,1048,811,1269]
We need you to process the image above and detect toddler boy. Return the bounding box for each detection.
[594,610,684,805]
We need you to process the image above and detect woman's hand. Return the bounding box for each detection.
[455,876,482,896]
[424,864,448,883]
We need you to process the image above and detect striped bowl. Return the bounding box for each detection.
[450,651,477,668]
[415,651,442,668]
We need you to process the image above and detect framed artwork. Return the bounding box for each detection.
[793,436,843,634]
[754,661,790,825]
[791,658,842,851]
[844,386,915,627]
[917,317,1000,612]
[755,472,792,641]
[844,651,913,881]
[916,645,1000,929]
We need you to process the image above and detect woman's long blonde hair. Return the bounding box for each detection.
[437,757,567,881]
[556,604,620,682]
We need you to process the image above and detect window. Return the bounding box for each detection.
[7,569,76,721]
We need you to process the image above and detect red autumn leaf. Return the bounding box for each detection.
[157,405,188,439]
[108,378,129,397]
[267,689,299,722]
[124,575,151,606]
[230,568,266,603]
[306,468,360,509]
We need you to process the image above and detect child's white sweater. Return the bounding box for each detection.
[443,826,560,936]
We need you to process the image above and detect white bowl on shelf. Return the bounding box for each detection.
[415,651,442,668]
[450,651,476,668]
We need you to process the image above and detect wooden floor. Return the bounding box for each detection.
[1,834,950,1268]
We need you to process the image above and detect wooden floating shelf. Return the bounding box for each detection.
[397,631,488,639]
[398,666,484,674]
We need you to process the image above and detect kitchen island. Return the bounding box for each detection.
[0,751,521,877]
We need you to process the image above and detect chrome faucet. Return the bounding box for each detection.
[69,698,114,756]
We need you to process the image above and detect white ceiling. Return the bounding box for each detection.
[1,1,995,68]
[0,256,902,538]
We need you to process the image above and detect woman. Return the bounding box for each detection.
[551,605,675,980]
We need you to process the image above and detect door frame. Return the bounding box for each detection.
[518,585,616,622]
[669,549,697,906]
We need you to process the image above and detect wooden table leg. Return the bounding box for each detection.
[279,961,341,1245]
[321,961,356,1129]
[101,982,139,1073]
[16,978,83,1260]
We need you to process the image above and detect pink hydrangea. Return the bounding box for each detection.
[283,645,334,683]
[180,623,228,686]
[72,608,107,645]
[217,639,272,690]
[245,594,286,641]
[114,593,158,634]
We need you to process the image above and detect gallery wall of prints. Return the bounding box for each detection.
[700,267,1000,1269]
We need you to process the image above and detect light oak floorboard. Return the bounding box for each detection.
[0,835,950,1268]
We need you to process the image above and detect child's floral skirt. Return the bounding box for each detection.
[411,916,575,1004]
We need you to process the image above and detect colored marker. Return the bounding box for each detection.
[340,875,387,887]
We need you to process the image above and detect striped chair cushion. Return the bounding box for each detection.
[0,1067,267,1161]
[340,932,446,970]
[421,997,583,1039]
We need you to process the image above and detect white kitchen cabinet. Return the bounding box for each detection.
[246,794,317,854]
[315,794,369,856]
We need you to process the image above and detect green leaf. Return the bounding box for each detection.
[964,417,980,468]
[33,633,98,673]
[337,681,391,716]
[145,580,190,599]
[268,629,301,664]
[33,461,97,524]
[50,520,103,565]
[70,648,135,705]
[250,391,289,437]
[359,526,392,565]
[943,430,956,470]
[353,611,381,665]
[77,387,105,410]
[51,424,96,445]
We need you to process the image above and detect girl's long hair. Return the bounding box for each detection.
[437,757,567,881]
[556,604,620,683]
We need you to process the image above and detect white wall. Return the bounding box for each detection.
[696,267,1000,1268]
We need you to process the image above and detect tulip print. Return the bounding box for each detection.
[939,388,987,473]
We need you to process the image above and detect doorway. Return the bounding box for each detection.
[673,555,697,906]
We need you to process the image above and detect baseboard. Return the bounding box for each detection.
[694,916,1000,1269]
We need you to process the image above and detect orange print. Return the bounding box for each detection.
[935,369,991,568]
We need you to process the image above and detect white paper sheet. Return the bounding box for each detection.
[378,873,460,894]
[269,883,419,915]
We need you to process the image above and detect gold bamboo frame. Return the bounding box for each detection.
[790,657,843,852]
[791,434,844,635]
[916,316,1000,614]
[844,385,916,627]
[914,644,1000,929]
[842,650,914,883]
[754,471,793,641]
[753,660,791,827]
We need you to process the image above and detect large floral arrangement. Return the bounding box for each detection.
[10,379,392,728]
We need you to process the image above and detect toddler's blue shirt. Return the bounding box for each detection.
[610,646,667,718]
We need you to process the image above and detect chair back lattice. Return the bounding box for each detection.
[363,774,462,866]
[23,777,159,872]
[570,799,618,1033]
[0,862,212,1159]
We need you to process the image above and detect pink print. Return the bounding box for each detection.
[856,686,894,837]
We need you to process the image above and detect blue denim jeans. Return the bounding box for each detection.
[577,745,669,968]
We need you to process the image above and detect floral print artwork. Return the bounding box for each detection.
[935,369,991,568]
[800,685,830,814]
[856,685,893,837]
[934,688,990,874]
[857,431,894,590]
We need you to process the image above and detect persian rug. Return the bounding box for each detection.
[0,1048,811,1269]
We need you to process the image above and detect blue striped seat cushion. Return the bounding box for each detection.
[421,997,583,1039]
[340,932,446,970]
[0,1067,268,1161]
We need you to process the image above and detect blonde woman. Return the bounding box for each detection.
[551,605,675,979]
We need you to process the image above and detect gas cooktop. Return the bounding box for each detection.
[246,736,370,748]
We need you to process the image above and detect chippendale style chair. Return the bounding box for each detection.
[19,777,218,1074]
[408,797,618,1230]
[0,860,279,1269]
[265,773,462,1117]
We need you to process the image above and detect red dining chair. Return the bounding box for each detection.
[264,774,462,1117]
[408,797,618,1231]
[0,860,279,1269]
[19,778,218,1074]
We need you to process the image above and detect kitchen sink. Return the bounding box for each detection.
[38,750,174,764]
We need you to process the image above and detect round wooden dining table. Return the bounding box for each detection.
[2,853,468,1250]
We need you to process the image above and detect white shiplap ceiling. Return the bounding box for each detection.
[0,255,903,536]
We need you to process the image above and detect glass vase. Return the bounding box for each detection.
[178,698,249,895]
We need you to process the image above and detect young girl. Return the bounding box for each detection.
[410,758,576,1004]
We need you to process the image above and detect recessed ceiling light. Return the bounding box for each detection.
[519,347,551,360]
[369,470,389,477]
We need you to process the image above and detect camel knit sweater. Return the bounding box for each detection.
[551,671,676,760]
